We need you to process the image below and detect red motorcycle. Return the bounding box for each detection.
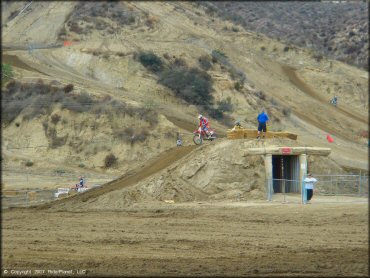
[193,127,216,145]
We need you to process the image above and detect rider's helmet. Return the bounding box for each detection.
[235,120,241,126]
[198,114,203,119]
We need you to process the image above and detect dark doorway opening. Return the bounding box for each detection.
[272,155,300,193]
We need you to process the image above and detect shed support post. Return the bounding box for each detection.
[265,154,273,201]
[299,154,307,204]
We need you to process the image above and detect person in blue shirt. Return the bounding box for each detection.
[257,110,269,139]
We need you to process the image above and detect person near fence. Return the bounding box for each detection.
[304,173,318,203]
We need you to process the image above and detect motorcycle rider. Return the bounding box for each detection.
[198,114,211,138]
[331,95,338,106]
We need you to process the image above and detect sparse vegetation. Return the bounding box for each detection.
[60,2,138,39]
[2,80,159,127]
[202,2,368,70]
[104,153,118,168]
[25,160,34,167]
[255,90,266,101]
[217,97,233,113]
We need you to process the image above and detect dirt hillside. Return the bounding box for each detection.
[1,1,368,190]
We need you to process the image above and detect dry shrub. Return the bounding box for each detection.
[104,153,118,168]
[51,113,61,124]
[198,54,212,71]
[282,107,291,117]
[64,84,74,93]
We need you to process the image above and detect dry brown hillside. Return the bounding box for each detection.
[1,1,368,190]
[201,1,369,70]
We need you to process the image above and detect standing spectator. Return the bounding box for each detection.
[257,110,269,139]
[304,173,318,203]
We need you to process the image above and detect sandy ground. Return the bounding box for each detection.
[2,201,368,277]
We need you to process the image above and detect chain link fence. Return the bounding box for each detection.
[267,174,368,204]
[2,171,117,208]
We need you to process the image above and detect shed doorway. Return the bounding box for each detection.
[272,155,300,193]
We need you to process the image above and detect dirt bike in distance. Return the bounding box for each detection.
[193,127,216,145]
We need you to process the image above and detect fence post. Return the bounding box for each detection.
[359,174,362,197]
[330,175,333,195]
[302,176,307,204]
[283,179,286,203]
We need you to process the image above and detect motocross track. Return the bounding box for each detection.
[37,145,197,209]
[281,65,367,124]
[2,202,368,276]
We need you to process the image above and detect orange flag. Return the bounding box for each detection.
[63,41,73,47]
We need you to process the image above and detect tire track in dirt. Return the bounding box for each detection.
[36,145,198,210]
[282,65,367,124]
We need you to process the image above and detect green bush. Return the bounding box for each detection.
[159,67,213,106]
[234,81,243,91]
[138,51,164,72]
[2,63,13,82]
[211,49,228,64]
[54,168,66,175]
[198,55,212,71]
[25,160,34,167]
[231,26,239,32]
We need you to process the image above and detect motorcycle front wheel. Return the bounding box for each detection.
[193,134,203,145]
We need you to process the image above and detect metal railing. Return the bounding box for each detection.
[2,189,56,208]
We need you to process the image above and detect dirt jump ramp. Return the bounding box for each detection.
[36,145,197,210]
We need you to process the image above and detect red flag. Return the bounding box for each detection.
[326,134,334,143]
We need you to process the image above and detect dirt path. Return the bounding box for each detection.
[281,65,367,124]
[2,202,368,276]
[2,54,49,76]
[36,145,197,209]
